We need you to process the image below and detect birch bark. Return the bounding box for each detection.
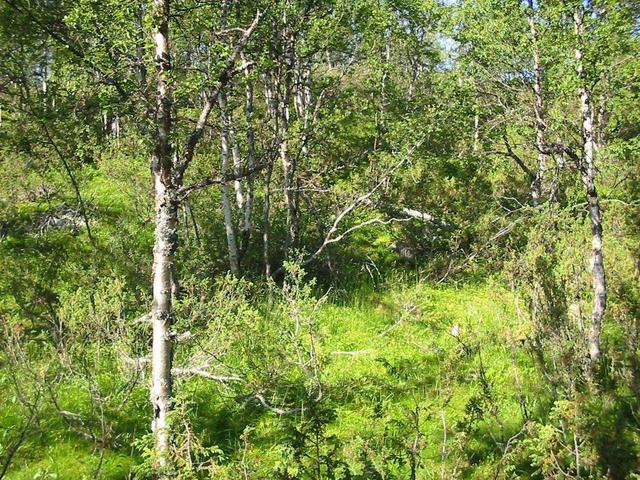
[574,5,606,364]
[263,73,278,277]
[150,0,176,472]
[239,66,255,258]
[527,0,547,206]
[219,90,240,276]
[281,15,298,250]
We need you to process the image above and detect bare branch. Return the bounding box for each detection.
[133,313,152,324]
[178,160,270,198]
[250,392,299,415]
[172,368,244,383]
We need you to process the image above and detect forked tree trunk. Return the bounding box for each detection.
[150,0,176,473]
[574,5,606,364]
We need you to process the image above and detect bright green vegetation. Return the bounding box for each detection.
[1,0,639,477]
[2,275,638,478]
[0,280,523,477]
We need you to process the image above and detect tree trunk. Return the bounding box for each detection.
[263,73,278,277]
[239,67,255,259]
[528,0,546,206]
[293,57,311,241]
[281,18,298,251]
[574,5,606,364]
[281,80,297,250]
[219,90,240,276]
[231,112,244,212]
[150,176,177,473]
[150,0,176,473]
[263,162,273,278]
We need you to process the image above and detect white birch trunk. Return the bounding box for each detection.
[150,0,176,474]
[528,0,546,206]
[281,14,298,250]
[574,5,606,364]
[294,60,311,159]
[219,91,240,276]
[239,67,255,258]
[281,80,297,250]
[263,73,278,277]
[231,122,244,211]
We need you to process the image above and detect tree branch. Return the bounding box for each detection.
[178,160,270,198]
[175,10,261,178]
[501,136,535,181]
[172,368,244,383]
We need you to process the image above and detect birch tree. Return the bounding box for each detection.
[149,0,175,470]
[146,1,261,471]
[527,0,547,205]
[219,89,241,276]
[573,2,606,364]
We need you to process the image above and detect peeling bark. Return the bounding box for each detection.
[150,0,176,473]
[574,5,606,364]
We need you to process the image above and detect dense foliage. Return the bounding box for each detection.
[0,0,639,478]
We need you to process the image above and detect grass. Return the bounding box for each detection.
[6,443,134,480]
[1,277,542,479]
[316,280,536,475]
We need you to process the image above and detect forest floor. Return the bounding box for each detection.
[2,278,542,479]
